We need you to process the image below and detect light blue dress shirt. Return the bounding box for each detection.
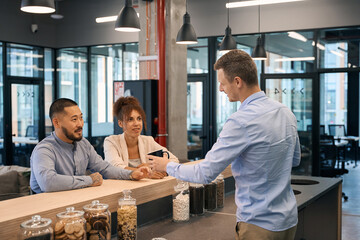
[30,132,132,193]
[167,91,301,231]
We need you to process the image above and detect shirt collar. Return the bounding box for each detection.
[239,91,266,109]
[53,132,76,150]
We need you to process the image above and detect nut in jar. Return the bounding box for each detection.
[117,189,137,240]
[83,200,111,240]
[55,207,86,240]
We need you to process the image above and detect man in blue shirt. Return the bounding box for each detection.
[30,98,149,193]
[148,50,301,239]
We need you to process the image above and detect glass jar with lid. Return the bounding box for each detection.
[172,180,189,222]
[216,174,225,208]
[83,200,111,240]
[19,215,53,240]
[204,180,217,210]
[54,207,86,240]
[117,189,137,240]
[189,183,204,215]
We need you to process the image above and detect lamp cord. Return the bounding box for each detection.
[227,0,230,27]
[258,4,260,33]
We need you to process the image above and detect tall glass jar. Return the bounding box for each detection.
[204,181,217,210]
[172,180,189,222]
[54,207,86,240]
[83,200,111,240]
[19,215,53,240]
[216,174,225,208]
[117,189,137,240]
[189,183,204,215]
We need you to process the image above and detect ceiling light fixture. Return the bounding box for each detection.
[176,0,197,45]
[115,0,140,32]
[96,16,118,23]
[21,0,55,14]
[275,57,315,62]
[50,1,63,20]
[251,3,267,60]
[330,50,344,58]
[288,31,307,42]
[219,0,237,53]
[227,0,304,8]
[312,41,325,50]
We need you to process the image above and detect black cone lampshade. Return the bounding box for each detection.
[176,12,197,45]
[115,0,140,32]
[21,0,55,14]
[220,26,237,53]
[252,36,267,60]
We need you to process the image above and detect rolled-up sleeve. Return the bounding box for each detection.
[103,137,128,169]
[31,145,92,193]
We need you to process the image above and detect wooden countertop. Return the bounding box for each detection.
[0,161,232,239]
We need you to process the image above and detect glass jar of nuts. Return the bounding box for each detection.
[117,189,137,240]
[19,215,53,240]
[54,207,86,240]
[83,200,111,240]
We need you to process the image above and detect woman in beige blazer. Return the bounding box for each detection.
[104,96,178,179]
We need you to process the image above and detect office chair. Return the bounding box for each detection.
[25,125,38,138]
[328,124,346,137]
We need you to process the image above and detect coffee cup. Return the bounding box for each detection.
[148,149,170,159]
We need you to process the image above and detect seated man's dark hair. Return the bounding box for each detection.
[49,98,78,121]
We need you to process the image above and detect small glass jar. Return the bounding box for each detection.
[19,215,53,240]
[204,181,217,210]
[172,180,190,222]
[117,189,137,240]
[189,183,204,215]
[83,200,111,240]
[216,174,225,208]
[54,207,86,240]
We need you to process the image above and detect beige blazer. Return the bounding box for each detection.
[104,133,179,169]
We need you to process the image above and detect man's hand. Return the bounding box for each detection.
[147,155,171,173]
[90,172,103,187]
[148,171,167,179]
[131,166,151,180]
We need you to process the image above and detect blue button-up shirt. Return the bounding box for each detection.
[30,132,132,193]
[167,91,301,231]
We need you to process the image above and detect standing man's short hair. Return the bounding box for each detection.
[214,50,259,86]
[49,98,78,121]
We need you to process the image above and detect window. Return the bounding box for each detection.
[187,38,208,74]
[57,47,88,137]
[7,43,43,78]
[44,48,54,135]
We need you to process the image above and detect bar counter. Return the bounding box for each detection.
[0,162,342,240]
[0,161,231,239]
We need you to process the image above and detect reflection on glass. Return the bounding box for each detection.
[318,28,360,69]
[11,84,39,167]
[187,82,203,160]
[187,38,208,74]
[44,48,53,136]
[264,31,314,73]
[7,43,43,78]
[58,47,88,137]
[266,78,313,176]
[320,73,348,134]
[123,43,139,80]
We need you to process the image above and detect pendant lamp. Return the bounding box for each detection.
[251,4,267,60]
[115,0,140,32]
[220,1,237,53]
[21,0,55,14]
[176,0,197,45]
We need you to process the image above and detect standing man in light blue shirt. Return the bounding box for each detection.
[148,50,301,239]
[30,98,149,193]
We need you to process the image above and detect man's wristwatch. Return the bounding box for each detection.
[129,171,134,180]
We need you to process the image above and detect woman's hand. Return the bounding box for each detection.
[148,171,168,179]
[130,166,151,180]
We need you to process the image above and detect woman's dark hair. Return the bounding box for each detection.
[49,98,78,121]
[113,96,147,130]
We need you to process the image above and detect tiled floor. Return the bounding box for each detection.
[341,162,360,240]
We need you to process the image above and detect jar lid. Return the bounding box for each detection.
[174,180,188,191]
[56,207,84,219]
[83,200,109,211]
[20,215,52,229]
[118,189,136,205]
[189,183,203,187]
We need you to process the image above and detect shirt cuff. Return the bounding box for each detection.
[166,161,180,177]
[84,176,93,187]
